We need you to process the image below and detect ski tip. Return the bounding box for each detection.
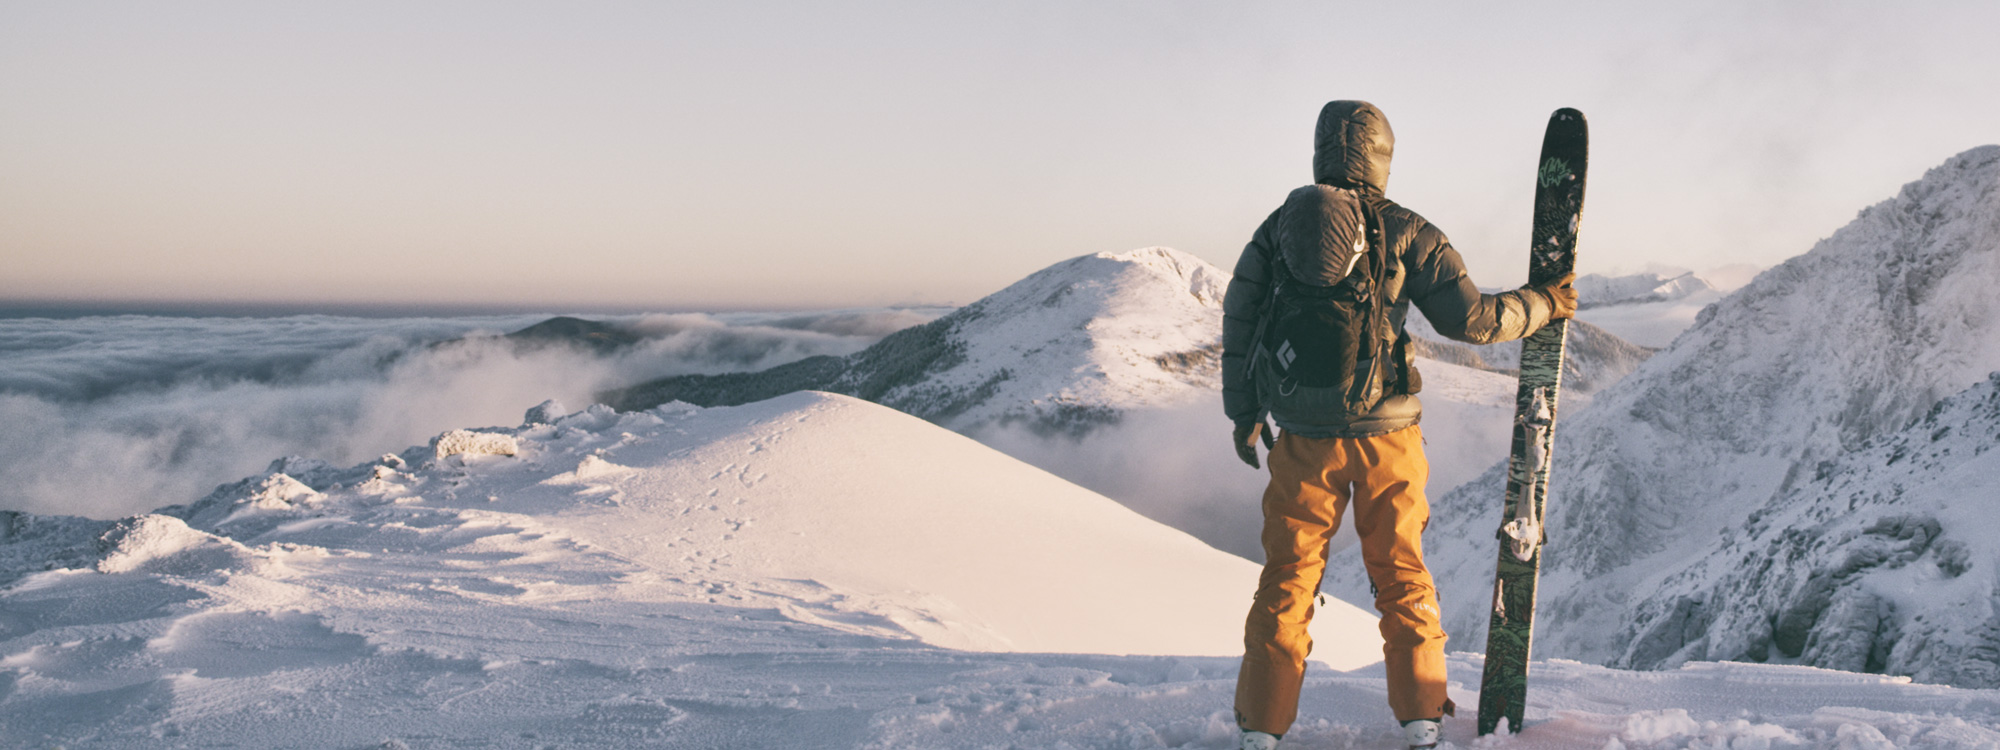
[1551,107,1585,122]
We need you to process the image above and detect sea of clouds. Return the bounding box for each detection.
[0,309,942,519]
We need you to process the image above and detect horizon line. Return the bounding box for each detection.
[0,297,962,320]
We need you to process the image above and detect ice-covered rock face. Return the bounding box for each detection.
[1318,145,2000,682]
[1554,145,2000,579]
[1617,373,2000,686]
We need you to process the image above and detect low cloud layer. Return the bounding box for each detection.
[0,310,940,519]
[972,392,1512,562]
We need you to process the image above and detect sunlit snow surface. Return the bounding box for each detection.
[1,392,1385,745]
[4,393,1998,748]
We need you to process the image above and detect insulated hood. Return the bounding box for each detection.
[1313,100,1394,195]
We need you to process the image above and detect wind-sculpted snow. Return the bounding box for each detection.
[1318,145,2000,683]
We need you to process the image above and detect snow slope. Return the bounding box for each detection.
[1322,145,2000,684]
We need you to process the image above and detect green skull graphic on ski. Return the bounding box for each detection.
[1478,108,1588,736]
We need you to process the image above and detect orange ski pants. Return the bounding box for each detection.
[1235,424,1450,733]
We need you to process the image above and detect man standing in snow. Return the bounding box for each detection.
[1221,101,1576,750]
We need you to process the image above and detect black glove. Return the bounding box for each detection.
[1233,419,1276,469]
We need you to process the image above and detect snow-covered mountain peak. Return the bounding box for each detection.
[928,247,1230,429]
[974,246,1230,316]
[606,247,1235,436]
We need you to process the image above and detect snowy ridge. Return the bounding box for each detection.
[609,247,1650,438]
[1318,145,2000,683]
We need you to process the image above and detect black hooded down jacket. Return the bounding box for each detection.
[1221,100,1556,437]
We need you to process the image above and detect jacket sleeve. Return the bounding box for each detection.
[1221,209,1282,425]
[1403,221,1554,345]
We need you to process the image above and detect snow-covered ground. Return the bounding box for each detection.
[8,392,2000,748]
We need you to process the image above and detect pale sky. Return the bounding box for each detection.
[3,1,1995,311]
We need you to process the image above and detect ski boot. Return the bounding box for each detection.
[1238,730,1280,750]
[1402,718,1441,749]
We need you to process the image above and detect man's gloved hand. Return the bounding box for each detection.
[1233,419,1276,469]
[1535,271,1578,320]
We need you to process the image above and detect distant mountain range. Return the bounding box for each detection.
[1405,314,1656,408]
[1573,271,1717,309]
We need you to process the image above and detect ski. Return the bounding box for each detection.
[1477,107,1588,736]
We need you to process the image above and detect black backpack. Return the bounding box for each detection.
[1250,184,1402,425]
